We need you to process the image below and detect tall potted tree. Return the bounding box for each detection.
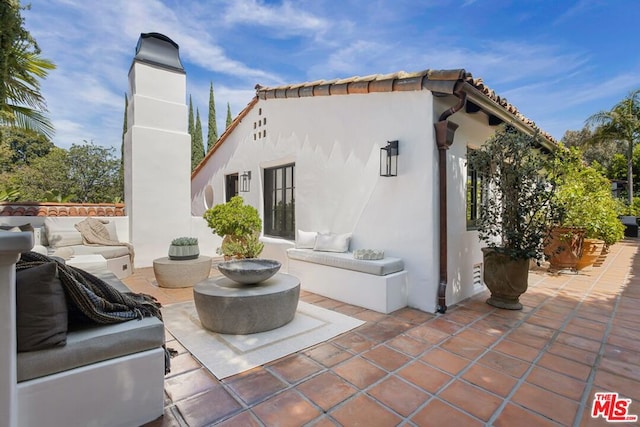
[468,125,558,310]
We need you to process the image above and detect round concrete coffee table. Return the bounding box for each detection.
[193,273,300,334]
[153,256,212,288]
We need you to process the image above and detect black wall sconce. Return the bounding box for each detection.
[240,171,252,192]
[380,140,399,177]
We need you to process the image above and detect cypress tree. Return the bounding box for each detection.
[207,82,217,151]
[192,108,204,170]
[119,93,127,198]
[226,102,232,129]
[188,95,194,136]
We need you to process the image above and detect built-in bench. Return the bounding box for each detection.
[14,264,165,427]
[286,248,408,314]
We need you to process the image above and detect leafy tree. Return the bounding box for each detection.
[67,141,120,202]
[207,81,217,151]
[586,89,640,205]
[0,0,55,138]
[0,138,12,173]
[192,108,204,170]
[226,102,232,129]
[1,126,53,168]
[5,146,71,200]
[561,126,622,171]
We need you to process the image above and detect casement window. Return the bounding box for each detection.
[467,149,483,229]
[264,164,295,239]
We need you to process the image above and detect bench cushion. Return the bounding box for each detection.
[16,268,164,382]
[287,248,404,276]
[65,244,130,259]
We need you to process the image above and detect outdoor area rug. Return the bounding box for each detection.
[162,301,364,379]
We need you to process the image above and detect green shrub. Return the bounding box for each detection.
[203,196,264,258]
[554,148,624,246]
[203,196,262,237]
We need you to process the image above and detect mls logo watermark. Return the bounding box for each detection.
[592,392,638,422]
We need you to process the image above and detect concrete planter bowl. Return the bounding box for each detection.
[217,259,282,284]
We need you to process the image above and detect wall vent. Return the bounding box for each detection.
[473,263,483,287]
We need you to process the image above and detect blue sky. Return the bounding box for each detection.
[24,0,640,151]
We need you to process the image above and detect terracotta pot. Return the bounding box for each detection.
[544,227,586,272]
[576,239,605,270]
[482,248,530,310]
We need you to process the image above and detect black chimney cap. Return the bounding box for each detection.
[134,32,184,72]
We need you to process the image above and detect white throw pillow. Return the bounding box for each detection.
[44,218,83,248]
[313,232,352,253]
[296,230,318,249]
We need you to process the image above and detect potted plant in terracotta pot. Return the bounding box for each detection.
[468,125,559,310]
[203,195,264,259]
[548,148,624,271]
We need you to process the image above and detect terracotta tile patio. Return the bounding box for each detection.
[128,239,640,426]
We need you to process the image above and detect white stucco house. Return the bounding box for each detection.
[190,69,556,314]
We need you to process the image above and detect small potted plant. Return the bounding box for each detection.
[468,125,559,309]
[168,236,200,260]
[203,196,264,259]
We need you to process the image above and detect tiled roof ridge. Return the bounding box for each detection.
[0,202,125,217]
[256,68,554,143]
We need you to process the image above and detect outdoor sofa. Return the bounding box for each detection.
[0,226,164,427]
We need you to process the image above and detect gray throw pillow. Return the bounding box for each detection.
[16,262,68,352]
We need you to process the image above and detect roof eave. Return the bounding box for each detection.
[462,82,557,151]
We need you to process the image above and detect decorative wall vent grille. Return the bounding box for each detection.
[473,263,483,287]
[253,108,267,141]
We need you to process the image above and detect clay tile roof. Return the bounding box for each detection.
[191,68,555,177]
[0,203,126,218]
[255,68,554,144]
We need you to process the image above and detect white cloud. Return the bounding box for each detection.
[222,0,329,36]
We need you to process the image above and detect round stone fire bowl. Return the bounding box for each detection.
[217,259,282,284]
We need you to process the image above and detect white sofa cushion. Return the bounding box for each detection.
[313,232,352,253]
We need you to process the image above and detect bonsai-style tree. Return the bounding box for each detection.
[468,125,558,261]
[203,196,263,258]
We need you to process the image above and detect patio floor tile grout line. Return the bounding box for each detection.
[148,242,638,426]
[486,247,629,426]
[484,270,592,425]
[572,244,633,427]
[383,271,575,424]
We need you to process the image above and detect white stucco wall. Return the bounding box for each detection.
[125,61,191,267]
[192,90,497,312]
[437,98,497,306]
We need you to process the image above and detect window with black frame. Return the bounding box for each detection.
[467,149,483,229]
[264,164,295,239]
[225,173,238,202]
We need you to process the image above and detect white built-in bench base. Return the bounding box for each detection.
[286,248,408,314]
[18,348,164,427]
